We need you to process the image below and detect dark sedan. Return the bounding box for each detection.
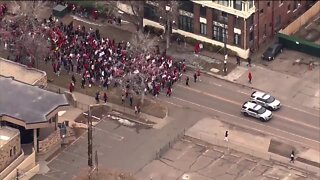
[261,43,283,61]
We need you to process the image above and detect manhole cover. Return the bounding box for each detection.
[182,174,190,180]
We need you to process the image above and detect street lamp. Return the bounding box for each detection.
[165,5,172,49]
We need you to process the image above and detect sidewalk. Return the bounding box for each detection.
[47,83,169,129]
[186,118,320,175]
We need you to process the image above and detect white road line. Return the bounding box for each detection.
[238,90,251,95]
[177,84,320,130]
[170,96,320,148]
[282,104,320,117]
[305,22,312,29]
[93,127,124,141]
[208,81,222,87]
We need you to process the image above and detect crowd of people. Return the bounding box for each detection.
[41,18,197,103]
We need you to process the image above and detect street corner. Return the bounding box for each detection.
[136,138,319,180]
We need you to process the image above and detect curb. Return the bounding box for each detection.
[186,64,265,92]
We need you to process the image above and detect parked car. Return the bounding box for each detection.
[261,43,283,61]
[241,101,273,122]
[250,91,281,110]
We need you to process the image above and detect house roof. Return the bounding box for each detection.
[0,76,69,125]
[0,58,46,85]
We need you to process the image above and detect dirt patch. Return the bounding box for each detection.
[197,60,237,76]
[268,139,297,157]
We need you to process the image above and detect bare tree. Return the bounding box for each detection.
[0,1,50,67]
[118,31,159,104]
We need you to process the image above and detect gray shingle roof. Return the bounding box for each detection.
[0,76,69,124]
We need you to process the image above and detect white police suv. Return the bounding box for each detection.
[241,101,273,122]
[250,91,281,110]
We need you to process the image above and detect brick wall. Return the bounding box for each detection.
[38,130,61,153]
[0,135,21,172]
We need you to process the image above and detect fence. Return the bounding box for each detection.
[155,128,186,160]
[277,33,320,57]
[190,131,320,176]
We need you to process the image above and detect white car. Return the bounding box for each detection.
[250,91,281,110]
[241,101,273,122]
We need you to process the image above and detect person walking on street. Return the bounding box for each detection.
[236,56,240,65]
[224,131,229,142]
[81,77,85,89]
[197,69,201,81]
[71,74,76,85]
[290,150,295,163]
[103,92,108,103]
[166,87,172,97]
[69,82,74,93]
[95,91,100,104]
[248,71,252,84]
[193,72,197,83]
[186,76,189,86]
[129,94,133,106]
[247,57,252,67]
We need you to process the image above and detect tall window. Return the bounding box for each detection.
[144,4,159,22]
[178,15,193,32]
[249,31,254,41]
[248,15,254,26]
[213,25,227,42]
[213,9,228,23]
[293,0,299,10]
[234,16,241,28]
[217,0,229,7]
[200,6,206,17]
[234,0,242,11]
[234,33,241,46]
[248,0,254,8]
[180,1,194,13]
[200,23,207,35]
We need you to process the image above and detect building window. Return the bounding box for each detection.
[234,0,242,11]
[260,9,264,14]
[178,15,193,32]
[213,9,228,23]
[216,0,229,7]
[267,1,271,7]
[234,33,241,46]
[13,146,16,155]
[293,0,299,11]
[10,149,12,157]
[234,16,241,28]
[200,23,207,35]
[200,6,206,17]
[276,15,281,27]
[249,31,254,41]
[248,0,254,8]
[180,1,194,13]
[248,15,254,27]
[144,4,159,22]
[287,4,291,13]
[213,25,228,42]
[279,0,283,4]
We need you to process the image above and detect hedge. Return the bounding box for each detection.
[144,25,238,57]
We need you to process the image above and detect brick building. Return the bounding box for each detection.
[143,0,308,59]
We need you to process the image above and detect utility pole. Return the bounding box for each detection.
[88,105,93,168]
[223,21,228,74]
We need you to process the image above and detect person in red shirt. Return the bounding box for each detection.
[248,71,252,84]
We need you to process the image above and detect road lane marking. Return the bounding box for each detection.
[238,90,251,95]
[170,96,320,147]
[282,104,320,117]
[208,81,222,87]
[177,84,320,130]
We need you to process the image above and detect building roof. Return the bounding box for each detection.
[0,58,46,85]
[0,126,19,148]
[0,76,69,125]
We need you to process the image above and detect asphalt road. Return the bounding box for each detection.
[164,72,320,150]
